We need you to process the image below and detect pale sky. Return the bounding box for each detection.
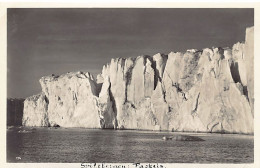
[7,8,254,98]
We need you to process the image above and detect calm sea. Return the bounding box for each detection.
[7,127,253,163]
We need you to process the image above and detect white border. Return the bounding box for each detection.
[0,2,259,168]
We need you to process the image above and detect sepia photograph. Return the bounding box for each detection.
[4,5,257,166]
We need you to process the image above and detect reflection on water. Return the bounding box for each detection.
[7,127,253,163]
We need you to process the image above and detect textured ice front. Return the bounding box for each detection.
[23,93,49,126]
[23,72,101,128]
[23,27,254,134]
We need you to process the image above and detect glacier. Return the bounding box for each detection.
[22,27,254,134]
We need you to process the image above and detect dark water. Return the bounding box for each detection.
[7,127,254,163]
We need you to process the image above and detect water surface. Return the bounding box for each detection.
[7,127,254,163]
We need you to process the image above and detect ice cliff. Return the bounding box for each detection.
[22,27,254,134]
